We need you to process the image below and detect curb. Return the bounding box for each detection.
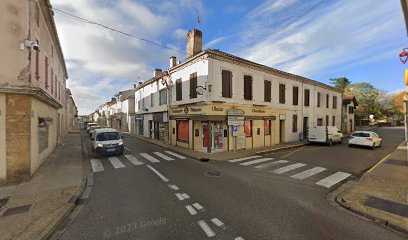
[255,143,306,155]
[43,130,90,240]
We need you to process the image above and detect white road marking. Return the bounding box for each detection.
[192,203,204,211]
[235,237,245,240]
[153,152,174,161]
[272,163,307,174]
[124,146,131,151]
[90,159,104,172]
[211,218,224,227]
[255,160,289,169]
[240,157,274,166]
[185,205,198,215]
[198,220,215,237]
[228,155,261,163]
[291,167,326,180]
[140,153,160,163]
[146,165,169,182]
[108,157,126,169]
[175,193,184,200]
[165,151,186,159]
[124,155,143,166]
[315,172,352,188]
[181,193,190,199]
[168,184,180,190]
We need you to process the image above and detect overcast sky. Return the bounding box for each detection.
[53,0,407,115]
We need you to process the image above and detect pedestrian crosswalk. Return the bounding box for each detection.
[229,156,353,189]
[90,151,186,173]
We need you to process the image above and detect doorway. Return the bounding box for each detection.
[303,117,308,139]
[349,119,353,133]
[202,122,209,149]
[149,120,153,138]
[279,120,285,143]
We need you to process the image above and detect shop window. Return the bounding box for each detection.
[177,120,189,142]
[264,120,271,135]
[222,70,232,98]
[292,115,298,133]
[244,120,252,137]
[38,118,49,153]
[304,89,310,106]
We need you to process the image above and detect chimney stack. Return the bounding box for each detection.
[154,69,162,78]
[169,56,177,68]
[186,29,202,58]
[177,60,181,65]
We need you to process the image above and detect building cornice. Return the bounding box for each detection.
[0,86,63,109]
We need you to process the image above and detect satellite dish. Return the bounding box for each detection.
[196,86,206,95]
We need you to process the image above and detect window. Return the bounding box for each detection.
[54,78,57,97]
[292,115,298,132]
[189,72,197,99]
[264,120,271,135]
[326,94,329,108]
[304,89,310,106]
[244,120,252,137]
[35,40,40,80]
[222,70,232,98]
[332,116,336,126]
[349,106,354,114]
[51,68,53,94]
[264,80,271,102]
[177,120,189,142]
[159,89,167,105]
[279,84,285,104]
[317,118,323,126]
[317,92,321,107]
[176,79,182,101]
[244,75,252,100]
[45,56,48,89]
[333,96,337,109]
[34,4,40,26]
[293,86,299,105]
[150,93,154,107]
[326,115,329,126]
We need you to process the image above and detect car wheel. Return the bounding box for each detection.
[328,139,333,146]
[348,144,353,148]
[371,143,376,150]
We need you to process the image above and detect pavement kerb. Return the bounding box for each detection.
[255,143,307,155]
[333,140,408,237]
[41,130,90,240]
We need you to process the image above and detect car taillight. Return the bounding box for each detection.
[367,138,373,141]
[350,136,354,139]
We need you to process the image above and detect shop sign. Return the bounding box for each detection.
[190,107,202,112]
[172,108,183,114]
[279,114,286,120]
[135,115,144,120]
[228,116,244,121]
[228,120,244,126]
[252,108,265,113]
[212,106,224,112]
[227,109,245,116]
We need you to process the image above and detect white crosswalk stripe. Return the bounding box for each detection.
[235,237,245,240]
[192,203,204,211]
[185,205,198,215]
[272,163,307,174]
[255,160,289,169]
[90,159,104,172]
[124,155,144,166]
[153,152,174,161]
[198,220,215,237]
[108,157,125,169]
[211,218,224,227]
[315,172,352,188]
[165,151,186,159]
[291,167,326,180]
[229,155,262,163]
[140,153,160,163]
[240,157,274,166]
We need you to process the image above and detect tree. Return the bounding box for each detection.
[392,91,405,114]
[330,77,351,91]
[344,82,382,120]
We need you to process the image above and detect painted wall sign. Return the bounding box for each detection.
[227,109,245,116]
[212,106,224,111]
[251,108,265,113]
[172,109,183,114]
[190,107,202,112]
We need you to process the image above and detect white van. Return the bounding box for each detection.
[307,126,343,146]
[91,128,124,155]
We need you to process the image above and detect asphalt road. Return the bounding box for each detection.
[57,127,406,240]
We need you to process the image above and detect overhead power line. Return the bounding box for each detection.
[233,0,325,53]
[38,2,188,55]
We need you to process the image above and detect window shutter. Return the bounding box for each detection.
[293,86,298,105]
[244,75,252,100]
[190,73,197,99]
[229,72,232,97]
[222,70,232,98]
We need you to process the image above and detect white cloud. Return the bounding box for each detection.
[204,36,226,49]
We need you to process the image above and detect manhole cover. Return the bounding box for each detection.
[205,171,222,177]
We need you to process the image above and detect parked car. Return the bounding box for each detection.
[307,126,343,146]
[86,122,97,133]
[348,131,382,150]
[89,125,102,137]
[82,121,89,130]
[91,128,124,155]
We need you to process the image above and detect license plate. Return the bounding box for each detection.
[107,148,115,152]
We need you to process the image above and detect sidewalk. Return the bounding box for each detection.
[125,133,307,161]
[337,142,408,235]
[0,126,85,240]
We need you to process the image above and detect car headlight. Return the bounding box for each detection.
[97,143,103,148]
[118,142,123,146]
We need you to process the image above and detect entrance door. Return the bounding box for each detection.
[202,123,209,148]
[279,120,285,143]
[349,119,353,133]
[303,117,308,139]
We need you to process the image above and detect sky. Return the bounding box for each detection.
[52,0,408,115]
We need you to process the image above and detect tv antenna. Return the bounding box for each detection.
[196,8,200,29]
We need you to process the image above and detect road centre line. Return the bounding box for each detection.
[185,205,198,215]
[146,165,169,182]
[198,220,216,237]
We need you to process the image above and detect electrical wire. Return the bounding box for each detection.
[233,0,325,53]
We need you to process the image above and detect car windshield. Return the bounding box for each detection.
[96,132,120,141]
[352,132,370,137]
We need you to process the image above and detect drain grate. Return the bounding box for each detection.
[364,196,408,218]
[2,204,32,216]
[205,170,222,177]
